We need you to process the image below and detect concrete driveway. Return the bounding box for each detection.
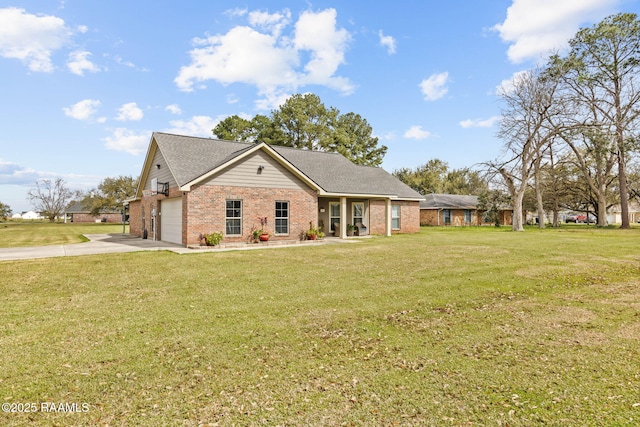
[0,234,190,261]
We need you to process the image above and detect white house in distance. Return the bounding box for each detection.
[13,210,42,220]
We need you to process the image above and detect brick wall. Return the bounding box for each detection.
[129,200,142,236]
[128,186,182,240]
[500,210,513,226]
[420,209,439,226]
[72,213,122,223]
[183,184,318,246]
[420,209,478,226]
[369,200,386,235]
[369,200,420,234]
[130,186,421,244]
[399,201,420,233]
[420,208,514,226]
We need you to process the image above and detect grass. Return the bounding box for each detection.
[1,225,639,426]
[0,221,128,247]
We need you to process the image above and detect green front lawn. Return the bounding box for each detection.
[1,226,639,426]
[0,221,128,247]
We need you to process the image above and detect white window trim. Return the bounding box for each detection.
[275,200,289,235]
[329,202,341,232]
[352,202,364,226]
[391,204,401,230]
[225,200,242,236]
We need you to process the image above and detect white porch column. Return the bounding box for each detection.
[385,198,392,237]
[340,197,348,238]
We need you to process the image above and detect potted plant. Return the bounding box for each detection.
[305,221,321,240]
[347,224,355,236]
[253,216,270,242]
[200,231,223,246]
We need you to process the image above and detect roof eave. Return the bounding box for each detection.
[319,191,423,201]
[134,134,158,198]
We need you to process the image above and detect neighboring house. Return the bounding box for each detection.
[419,194,513,226]
[127,132,424,246]
[20,210,42,220]
[607,201,640,224]
[65,201,123,223]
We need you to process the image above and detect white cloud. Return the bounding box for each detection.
[116,102,144,121]
[255,91,294,111]
[226,94,240,104]
[63,99,102,121]
[102,128,150,155]
[419,72,450,101]
[175,26,297,93]
[496,70,529,95]
[492,0,619,63]
[0,159,41,185]
[0,7,71,72]
[404,125,432,140]
[175,8,353,109]
[164,116,221,137]
[378,30,396,55]
[294,9,352,90]
[0,159,93,187]
[165,104,182,115]
[248,9,291,37]
[224,8,248,18]
[460,116,500,129]
[114,56,135,68]
[379,131,396,141]
[67,50,100,76]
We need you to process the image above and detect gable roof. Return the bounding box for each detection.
[139,132,423,200]
[420,194,480,209]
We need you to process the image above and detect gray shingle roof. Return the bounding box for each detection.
[152,132,423,200]
[154,133,253,187]
[419,194,480,209]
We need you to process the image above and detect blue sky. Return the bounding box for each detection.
[1,0,638,212]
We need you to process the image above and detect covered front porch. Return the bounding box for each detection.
[317,196,396,238]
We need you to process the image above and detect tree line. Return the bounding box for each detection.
[490,13,640,230]
[2,176,139,223]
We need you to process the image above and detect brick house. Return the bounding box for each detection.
[127,133,424,246]
[420,194,513,226]
[65,201,123,223]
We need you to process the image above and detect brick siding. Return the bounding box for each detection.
[129,200,142,236]
[184,184,318,246]
[130,187,420,245]
[369,200,420,234]
[420,208,514,226]
[71,213,122,223]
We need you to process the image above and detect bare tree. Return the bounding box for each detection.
[27,178,74,222]
[495,68,562,231]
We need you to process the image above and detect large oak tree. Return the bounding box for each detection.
[213,93,387,166]
[552,13,640,228]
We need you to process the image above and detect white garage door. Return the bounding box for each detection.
[160,198,182,244]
